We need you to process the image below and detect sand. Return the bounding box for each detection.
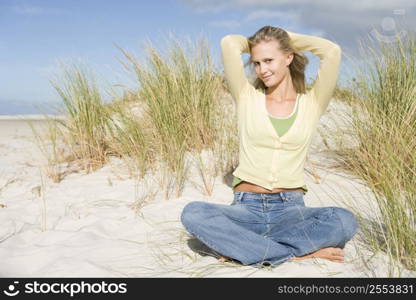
[0,105,414,278]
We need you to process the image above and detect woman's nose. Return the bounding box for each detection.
[259,64,268,74]
[259,65,269,76]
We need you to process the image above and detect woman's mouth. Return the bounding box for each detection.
[262,74,272,81]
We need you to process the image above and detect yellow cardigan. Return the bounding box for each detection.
[221,30,341,192]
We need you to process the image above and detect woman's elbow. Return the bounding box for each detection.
[329,44,342,63]
[331,44,342,56]
[220,35,233,49]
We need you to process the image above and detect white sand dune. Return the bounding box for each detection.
[0,103,414,278]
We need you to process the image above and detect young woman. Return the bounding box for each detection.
[180,26,359,267]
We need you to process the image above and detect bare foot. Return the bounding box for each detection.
[218,256,232,263]
[292,247,345,263]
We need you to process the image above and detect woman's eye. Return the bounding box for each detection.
[253,59,271,65]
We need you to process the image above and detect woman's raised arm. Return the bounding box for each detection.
[287,31,342,116]
[220,35,252,103]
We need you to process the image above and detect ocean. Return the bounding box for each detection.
[0,100,62,115]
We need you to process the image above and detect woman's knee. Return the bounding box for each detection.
[333,207,359,242]
[180,201,215,227]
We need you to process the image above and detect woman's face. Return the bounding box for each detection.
[250,40,293,89]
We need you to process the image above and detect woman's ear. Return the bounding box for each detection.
[286,52,294,67]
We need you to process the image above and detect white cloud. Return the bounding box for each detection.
[209,9,300,29]
[182,0,416,55]
[182,0,415,12]
[208,20,242,29]
[12,5,63,15]
[179,0,229,13]
[245,9,300,23]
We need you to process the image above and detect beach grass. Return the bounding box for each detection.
[37,34,238,199]
[50,63,114,173]
[322,29,416,273]
[116,33,234,198]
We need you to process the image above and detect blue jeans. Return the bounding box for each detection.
[181,190,359,268]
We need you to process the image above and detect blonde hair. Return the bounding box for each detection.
[246,26,309,94]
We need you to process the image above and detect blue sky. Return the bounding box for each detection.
[1,0,414,114]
